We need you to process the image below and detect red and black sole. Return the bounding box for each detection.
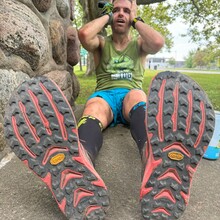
[4,76,110,220]
[141,71,215,219]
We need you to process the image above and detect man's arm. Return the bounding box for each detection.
[135,21,165,55]
[78,15,109,52]
[130,0,165,55]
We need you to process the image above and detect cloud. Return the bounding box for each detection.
[157,17,198,61]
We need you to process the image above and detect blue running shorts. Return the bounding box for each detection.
[88,88,130,127]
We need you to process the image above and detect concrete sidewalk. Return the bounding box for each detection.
[0,105,220,220]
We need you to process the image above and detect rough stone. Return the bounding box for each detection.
[56,0,70,18]
[67,26,80,66]
[71,69,80,102]
[0,0,49,71]
[50,20,66,65]
[32,0,52,12]
[0,69,30,115]
[0,48,34,77]
[0,0,80,127]
[0,114,6,152]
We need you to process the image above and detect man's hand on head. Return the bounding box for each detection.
[130,0,137,22]
[100,1,114,16]
[98,1,114,25]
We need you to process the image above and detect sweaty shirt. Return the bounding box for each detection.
[95,35,145,91]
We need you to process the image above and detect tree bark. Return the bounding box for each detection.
[85,52,95,76]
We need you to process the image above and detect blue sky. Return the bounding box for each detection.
[155,0,199,61]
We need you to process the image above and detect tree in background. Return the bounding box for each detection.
[185,50,194,68]
[204,43,220,69]
[137,2,173,49]
[172,0,220,44]
[168,57,176,67]
[185,43,220,69]
[193,49,207,69]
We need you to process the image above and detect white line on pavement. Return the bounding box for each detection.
[0,152,15,169]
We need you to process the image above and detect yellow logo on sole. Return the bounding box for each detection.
[50,153,65,165]
[168,151,184,161]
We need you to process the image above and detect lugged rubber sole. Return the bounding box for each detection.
[4,77,110,220]
[141,71,215,220]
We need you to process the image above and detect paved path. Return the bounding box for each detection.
[0,105,220,220]
[160,69,220,74]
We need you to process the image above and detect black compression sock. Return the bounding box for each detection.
[129,102,147,155]
[78,116,103,162]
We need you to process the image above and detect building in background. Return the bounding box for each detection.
[146,55,185,70]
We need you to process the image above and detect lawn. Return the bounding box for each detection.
[74,66,220,111]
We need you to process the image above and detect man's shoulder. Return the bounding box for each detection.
[97,35,112,50]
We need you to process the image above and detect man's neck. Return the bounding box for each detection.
[112,33,132,51]
[112,33,131,44]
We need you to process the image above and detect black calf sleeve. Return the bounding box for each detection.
[129,102,147,155]
[78,116,103,162]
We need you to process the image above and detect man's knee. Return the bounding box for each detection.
[83,97,113,128]
[123,90,147,120]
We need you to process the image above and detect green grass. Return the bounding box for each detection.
[75,66,96,104]
[74,66,220,111]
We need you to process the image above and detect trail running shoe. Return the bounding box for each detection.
[141,71,215,220]
[4,77,110,220]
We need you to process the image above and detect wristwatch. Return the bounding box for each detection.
[131,17,145,29]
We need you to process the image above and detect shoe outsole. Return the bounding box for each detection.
[4,77,110,220]
[141,71,215,220]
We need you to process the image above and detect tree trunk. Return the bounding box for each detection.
[79,0,102,76]
[85,52,95,76]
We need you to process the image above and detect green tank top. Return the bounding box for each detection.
[95,35,145,91]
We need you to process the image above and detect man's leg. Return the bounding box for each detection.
[78,97,113,162]
[129,101,147,154]
[141,71,215,219]
[4,77,110,220]
[123,89,147,156]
